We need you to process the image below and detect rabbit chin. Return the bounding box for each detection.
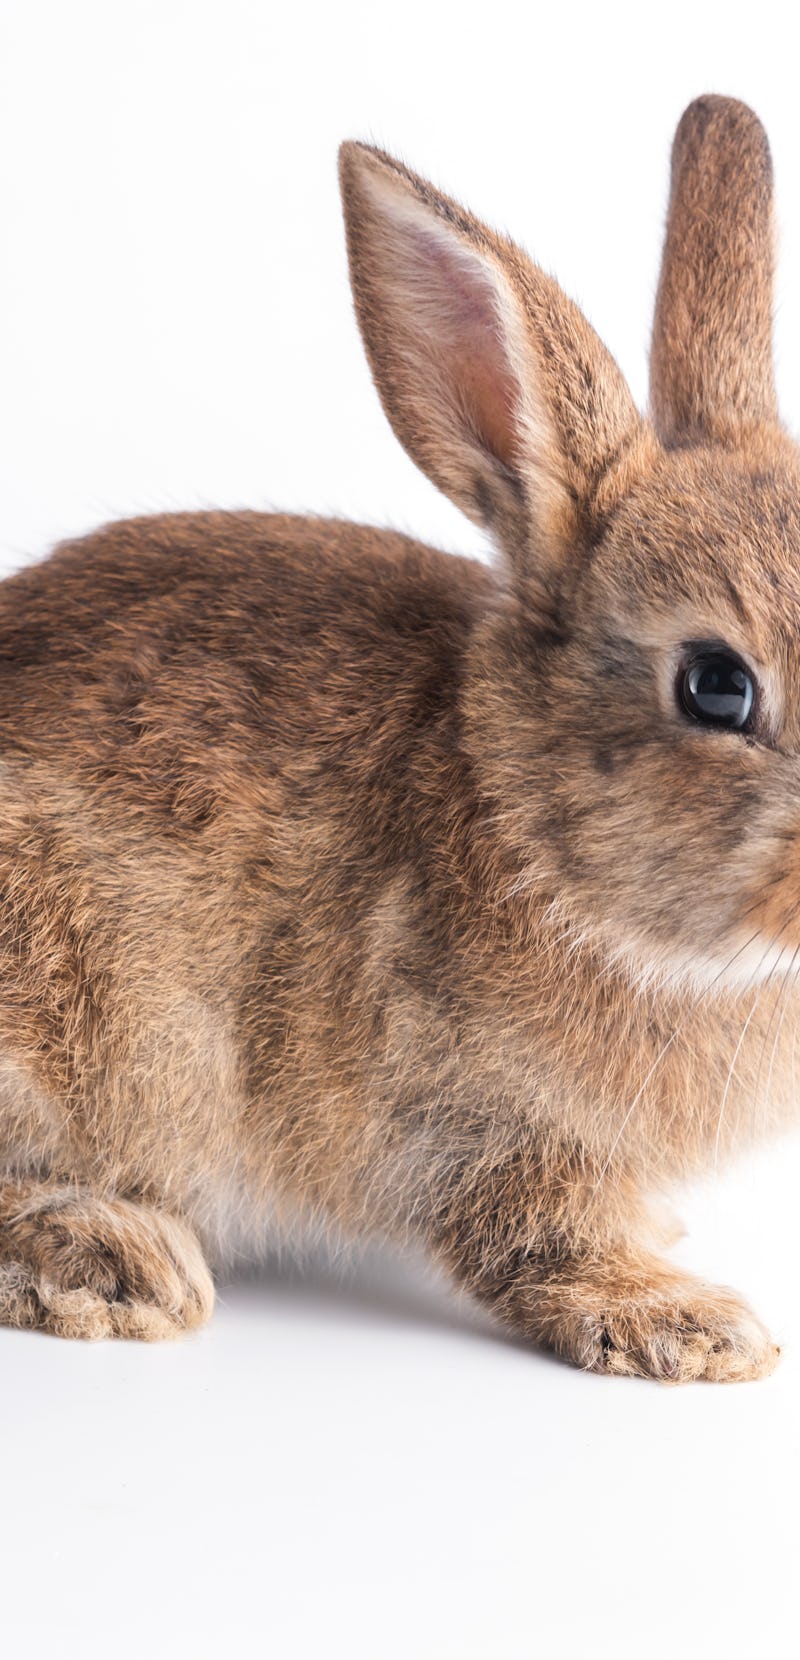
[637,935,800,997]
[707,935,800,994]
[593,925,800,999]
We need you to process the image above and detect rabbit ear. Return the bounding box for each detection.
[339,142,651,612]
[650,96,778,445]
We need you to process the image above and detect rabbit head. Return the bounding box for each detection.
[340,97,800,993]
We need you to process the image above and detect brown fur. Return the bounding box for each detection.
[0,96,795,1380]
[650,95,777,444]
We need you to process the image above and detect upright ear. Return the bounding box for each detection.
[339,142,652,615]
[650,95,778,446]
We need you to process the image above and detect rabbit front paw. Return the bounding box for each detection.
[570,1267,779,1384]
[0,1183,214,1341]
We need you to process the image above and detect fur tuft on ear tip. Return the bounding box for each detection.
[338,140,383,211]
[338,139,381,186]
[672,94,772,176]
[339,140,434,213]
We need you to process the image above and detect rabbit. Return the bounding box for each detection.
[0,92,796,1382]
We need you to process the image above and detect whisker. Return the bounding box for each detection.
[748,932,800,1125]
[711,904,800,1168]
[760,946,800,1135]
[713,985,763,1170]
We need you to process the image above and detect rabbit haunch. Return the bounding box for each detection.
[0,95,795,1381]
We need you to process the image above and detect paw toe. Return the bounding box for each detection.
[599,1288,778,1384]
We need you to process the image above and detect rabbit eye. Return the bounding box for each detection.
[678,649,755,731]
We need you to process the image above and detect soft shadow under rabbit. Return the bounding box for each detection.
[0,94,795,1381]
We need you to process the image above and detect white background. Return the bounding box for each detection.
[1,2,799,1655]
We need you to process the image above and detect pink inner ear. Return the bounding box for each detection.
[401,221,522,471]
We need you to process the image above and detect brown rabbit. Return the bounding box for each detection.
[0,93,795,1381]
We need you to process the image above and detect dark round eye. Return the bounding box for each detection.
[679,652,755,730]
